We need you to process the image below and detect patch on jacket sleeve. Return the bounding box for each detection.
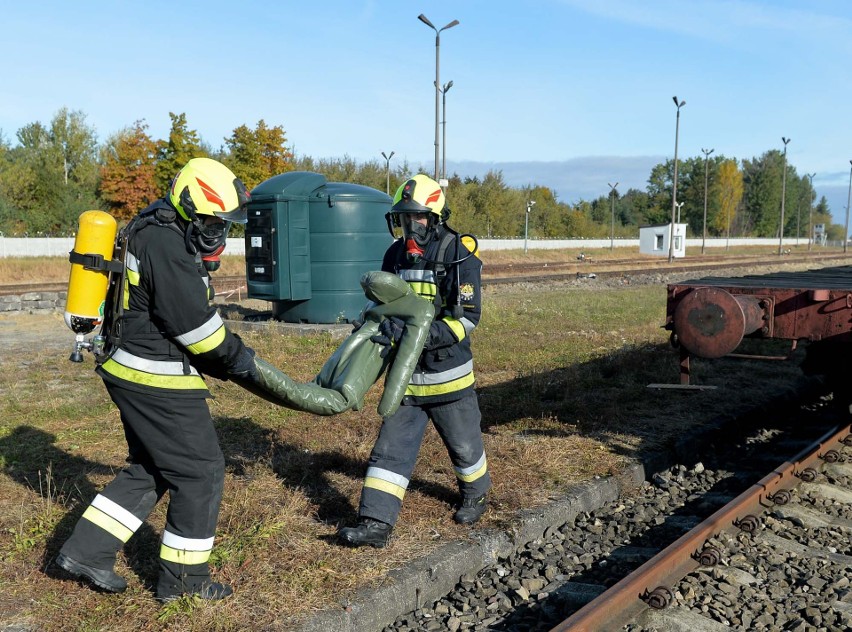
[459,283,475,302]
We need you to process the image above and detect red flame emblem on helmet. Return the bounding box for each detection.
[425,189,442,206]
[196,177,225,211]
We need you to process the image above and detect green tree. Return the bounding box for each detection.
[100,120,160,220]
[2,109,100,232]
[155,112,205,192]
[224,119,293,190]
[742,150,788,237]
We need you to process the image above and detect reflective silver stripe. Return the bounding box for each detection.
[125,252,139,273]
[410,359,474,385]
[454,452,486,477]
[460,316,476,335]
[174,313,224,347]
[91,494,142,532]
[162,529,215,551]
[111,348,200,376]
[366,466,410,489]
[399,269,436,283]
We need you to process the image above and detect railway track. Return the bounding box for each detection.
[3,252,850,298]
[557,418,852,631]
[380,386,852,632]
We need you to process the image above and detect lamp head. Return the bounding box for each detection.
[418,13,435,29]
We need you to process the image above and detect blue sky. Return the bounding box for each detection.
[2,0,851,225]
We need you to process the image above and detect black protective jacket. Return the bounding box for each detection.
[382,225,482,405]
[97,204,249,398]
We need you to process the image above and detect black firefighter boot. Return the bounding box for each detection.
[54,552,128,593]
[453,495,487,525]
[338,518,392,548]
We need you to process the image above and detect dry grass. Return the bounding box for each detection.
[0,262,814,630]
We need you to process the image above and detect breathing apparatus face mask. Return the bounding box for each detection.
[400,212,434,262]
[191,219,231,270]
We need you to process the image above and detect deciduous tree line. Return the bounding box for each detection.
[0,108,839,240]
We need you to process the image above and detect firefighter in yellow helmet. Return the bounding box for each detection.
[55,158,258,601]
[338,174,491,547]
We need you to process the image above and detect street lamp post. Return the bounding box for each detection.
[846,160,852,254]
[701,148,714,255]
[524,200,536,254]
[778,137,790,255]
[381,151,395,196]
[669,96,686,263]
[418,14,459,181]
[805,172,815,251]
[676,201,684,223]
[439,80,453,182]
[608,182,618,251]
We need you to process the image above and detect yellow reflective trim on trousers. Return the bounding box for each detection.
[185,325,226,355]
[444,318,466,342]
[456,457,488,483]
[101,358,207,390]
[159,544,211,566]
[364,476,406,500]
[406,371,475,397]
[82,506,134,543]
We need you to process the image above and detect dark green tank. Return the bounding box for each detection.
[245,171,392,323]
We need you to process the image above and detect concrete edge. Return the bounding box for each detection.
[293,463,646,632]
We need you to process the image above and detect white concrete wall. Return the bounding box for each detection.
[0,235,814,257]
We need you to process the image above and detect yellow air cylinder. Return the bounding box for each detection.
[64,210,118,334]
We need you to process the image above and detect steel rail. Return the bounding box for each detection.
[550,422,852,632]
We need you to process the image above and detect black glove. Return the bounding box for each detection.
[371,316,405,358]
[228,345,257,379]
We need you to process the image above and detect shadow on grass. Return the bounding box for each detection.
[476,338,809,463]
[217,416,461,530]
[0,425,162,589]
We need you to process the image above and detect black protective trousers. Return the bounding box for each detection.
[59,382,225,598]
[358,392,491,526]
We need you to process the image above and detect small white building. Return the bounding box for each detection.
[639,223,687,258]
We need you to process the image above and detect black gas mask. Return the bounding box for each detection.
[385,211,437,263]
[188,218,231,271]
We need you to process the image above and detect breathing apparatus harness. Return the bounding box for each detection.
[387,206,479,319]
[69,199,217,363]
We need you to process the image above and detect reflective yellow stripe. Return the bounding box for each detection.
[364,476,406,500]
[457,457,488,483]
[159,544,211,566]
[122,276,130,310]
[408,281,437,299]
[406,371,475,397]
[81,506,134,543]
[444,318,466,342]
[185,325,226,355]
[101,358,207,390]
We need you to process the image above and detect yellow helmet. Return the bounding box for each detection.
[168,157,250,224]
[386,174,447,258]
[391,174,445,218]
